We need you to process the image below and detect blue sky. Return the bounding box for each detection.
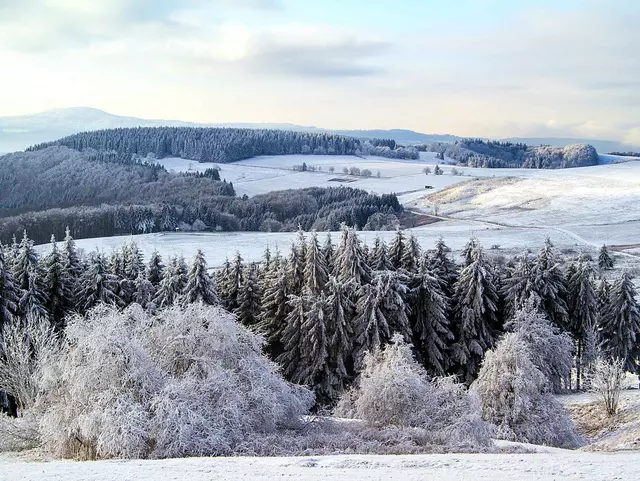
[0,0,638,144]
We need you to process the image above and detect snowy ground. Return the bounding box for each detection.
[1,450,638,481]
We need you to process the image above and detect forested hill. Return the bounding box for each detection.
[0,147,403,244]
[424,139,599,168]
[28,127,419,163]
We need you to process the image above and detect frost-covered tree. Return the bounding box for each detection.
[77,253,120,311]
[259,265,289,359]
[472,333,581,448]
[600,272,640,374]
[450,245,500,383]
[461,237,478,266]
[598,245,614,271]
[567,259,599,389]
[286,243,305,297]
[134,272,156,310]
[388,229,405,269]
[183,249,219,306]
[303,232,328,295]
[428,237,458,301]
[153,260,183,308]
[324,277,355,398]
[322,232,335,270]
[124,242,145,281]
[409,256,453,376]
[505,298,573,393]
[219,252,244,311]
[334,228,371,286]
[0,250,19,330]
[370,236,393,271]
[146,251,164,287]
[401,234,421,273]
[503,250,535,317]
[43,236,72,328]
[298,292,331,400]
[276,294,306,381]
[174,256,189,294]
[336,335,492,447]
[235,264,261,327]
[531,238,569,330]
[596,278,611,327]
[37,304,314,459]
[12,231,39,292]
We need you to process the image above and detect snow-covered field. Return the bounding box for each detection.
[2,450,638,481]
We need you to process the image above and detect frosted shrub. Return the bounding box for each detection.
[335,335,492,448]
[587,357,628,416]
[38,304,314,459]
[472,333,581,448]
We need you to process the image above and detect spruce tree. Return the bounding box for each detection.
[298,292,331,401]
[401,233,421,273]
[568,260,599,389]
[428,237,458,300]
[124,241,145,280]
[600,272,640,374]
[335,228,371,286]
[388,229,405,269]
[43,235,72,328]
[134,271,156,310]
[409,255,453,376]
[146,251,165,287]
[12,231,39,292]
[370,236,393,271]
[286,242,305,297]
[598,245,614,271]
[153,260,183,308]
[235,263,261,326]
[303,231,328,295]
[0,249,19,330]
[78,253,120,311]
[221,252,244,310]
[450,245,500,383]
[461,236,478,266]
[183,249,219,306]
[596,278,611,328]
[175,255,189,294]
[276,294,306,381]
[259,264,289,359]
[61,227,82,308]
[503,251,535,318]
[322,232,335,270]
[325,277,355,396]
[531,238,570,330]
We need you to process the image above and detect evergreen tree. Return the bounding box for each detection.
[134,271,156,310]
[221,252,244,310]
[153,260,183,308]
[531,238,570,330]
[461,237,478,266]
[146,250,165,287]
[388,229,405,269]
[43,235,72,328]
[325,277,355,397]
[298,292,331,401]
[276,294,306,381]
[175,255,189,293]
[428,237,458,300]
[259,264,289,359]
[61,227,82,308]
[409,255,453,376]
[183,249,219,306]
[78,253,120,311]
[598,245,614,271]
[235,263,261,326]
[0,249,19,330]
[124,241,145,280]
[600,272,640,374]
[303,231,328,295]
[262,246,272,275]
[596,278,611,328]
[370,236,393,271]
[450,245,500,383]
[335,228,371,286]
[286,243,305,297]
[567,260,599,389]
[401,233,421,273]
[322,232,335,270]
[503,251,535,318]
[12,231,39,292]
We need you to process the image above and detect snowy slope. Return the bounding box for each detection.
[2,450,638,481]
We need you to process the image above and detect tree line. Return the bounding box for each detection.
[422,139,599,169]
[0,147,403,244]
[1,228,637,414]
[27,127,418,163]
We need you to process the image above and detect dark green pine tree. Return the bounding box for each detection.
[183,249,219,306]
[276,294,307,381]
[146,250,165,287]
[450,245,500,384]
[409,255,453,376]
[235,263,262,327]
[43,235,73,329]
[388,229,405,269]
[370,236,393,271]
[567,259,599,389]
[600,272,640,374]
[259,264,289,359]
[0,249,19,330]
[325,277,355,397]
[598,245,614,271]
[400,233,421,273]
[428,237,458,300]
[304,231,328,295]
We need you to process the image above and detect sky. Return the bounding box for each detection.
[0,0,638,143]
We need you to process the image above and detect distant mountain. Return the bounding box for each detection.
[0,107,637,154]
